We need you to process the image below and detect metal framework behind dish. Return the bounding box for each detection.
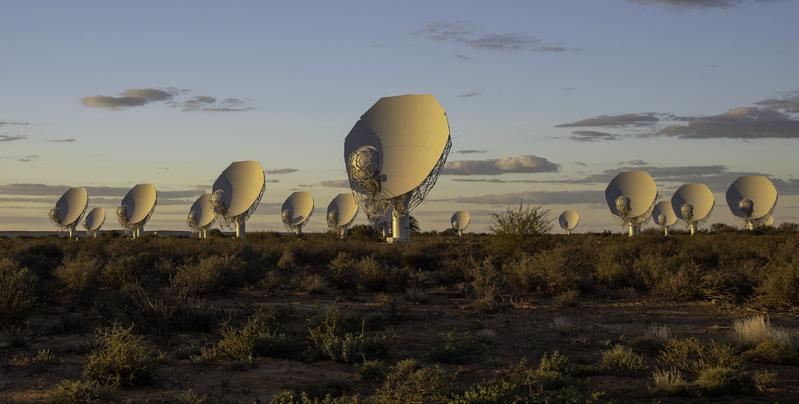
[283,209,313,233]
[613,192,657,230]
[49,205,88,234]
[118,198,158,236]
[739,194,778,229]
[350,135,452,225]
[215,176,265,230]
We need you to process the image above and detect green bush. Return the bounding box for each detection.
[695,367,754,395]
[373,359,451,403]
[213,310,294,367]
[84,324,159,387]
[305,306,387,363]
[429,330,484,364]
[173,254,245,295]
[599,345,646,371]
[0,258,38,327]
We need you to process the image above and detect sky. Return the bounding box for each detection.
[1,0,798,233]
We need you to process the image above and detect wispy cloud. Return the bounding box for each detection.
[456,149,488,154]
[17,155,39,163]
[81,87,253,112]
[265,168,298,175]
[438,190,603,205]
[47,138,77,143]
[628,0,773,9]
[319,179,350,188]
[569,130,619,142]
[443,155,559,175]
[0,135,27,142]
[556,113,661,128]
[421,21,576,53]
[458,91,482,98]
[0,121,30,126]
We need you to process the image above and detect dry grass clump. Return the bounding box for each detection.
[651,368,688,395]
[632,324,672,352]
[373,359,451,403]
[732,316,798,364]
[599,345,646,371]
[49,379,112,404]
[210,310,293,368]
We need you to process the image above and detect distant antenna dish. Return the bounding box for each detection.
[188,194,216,239]
[605,171,657,237]
[211,161,266,239]
[671,183,715,236]
[651,201,677,236]
[83,207,106,239]
[327,193,359,239]
[49,187,88,239]
[282,191,314,236]
[558,210,579,235]
[345,94,452,243]
[451,210,471,236]
[726,175,778,231]
[118,184,157,239]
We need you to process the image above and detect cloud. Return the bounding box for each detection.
[458,91,482,98]
[442,155,559,175]
[421,21,575,53]
[655,107,799,139]
[456,149,488,154]
[755,91,799,114]
[569,130,619,142]
[628,0,770,9]
[320,179,350,188]
[620,159,648,166]
[0,121,30,126]
[0,135,27,142]
[450,178,551,184]
[0,183,199,199]
[47,138,77,143]
[81,88,252,112]
[556,113,661,128]
[439,190,603,205]
[17,155,38,163]
[265,168,298,175]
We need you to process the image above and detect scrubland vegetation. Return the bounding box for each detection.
[1,218,798,402]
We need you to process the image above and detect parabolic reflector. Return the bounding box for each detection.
[53,187,88,227]
[726,176,778,220]
[120,184,157,226]
[282,191,314,228]
[652,201,677,227]
[558,210,580,231]
[84,207,106,232]
[345,94,451,198]
[451,211,471,231]
[605,171,658,220]
[672,183,715,222]
[212,161,266,218]
[188,194,216,229]
[327,193,359,230]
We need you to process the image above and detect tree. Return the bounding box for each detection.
[489,203,551,240]
[409,216,421,234]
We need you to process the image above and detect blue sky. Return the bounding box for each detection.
[1,0,798,232]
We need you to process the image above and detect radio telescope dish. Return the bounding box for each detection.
[345,94,452,242]
[83,207,106,238]
[188,194,216,239]
[764,215,774,227]
[118,184,157,239]
[49,187,88,239]
[605,171,657,237]
[652,201,677,236]
[451,211,471,236]
[282,191,314,236]
[327,193,359,239]
[558,210,579,235]
[671,183,715,236]
[211,161,266,239]
[726,176,778,231]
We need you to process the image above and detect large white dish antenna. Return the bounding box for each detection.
[605,171,658,237]
[188,194,216,239]
[652,201,677,236]
[327,193,359,238]
[282,191,314,236]
[671,183,715,236]
[49,187,89,238]
[345,94,452,242]
[83,207,106,238]
[211,161,266,239]
[118,184,157,239]
[726,175,778,230]
[451,210,471,236]
[558,210,579,235]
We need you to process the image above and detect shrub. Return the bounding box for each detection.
[757,260,799,307]
[14,242,63,278]
[599,345,645,371]
[373,359,451,403]
[753,369,777,391]
[489,204,551,251]
[429,330,484,364]
[277,248,297,271]
[651,368,688,395]
[305,306,387,363]
[293,273,327,294]
[173,254,245,295]
[49,379,111,404]
[468,257,506,312]
[84,324,159,387]
[658,337,742,375]
[695,367,754,395]
[213,310,293,367]
[631,324,671,352]
[0,258,38,327]
[54,257,102,304]
[327,252,359,289]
